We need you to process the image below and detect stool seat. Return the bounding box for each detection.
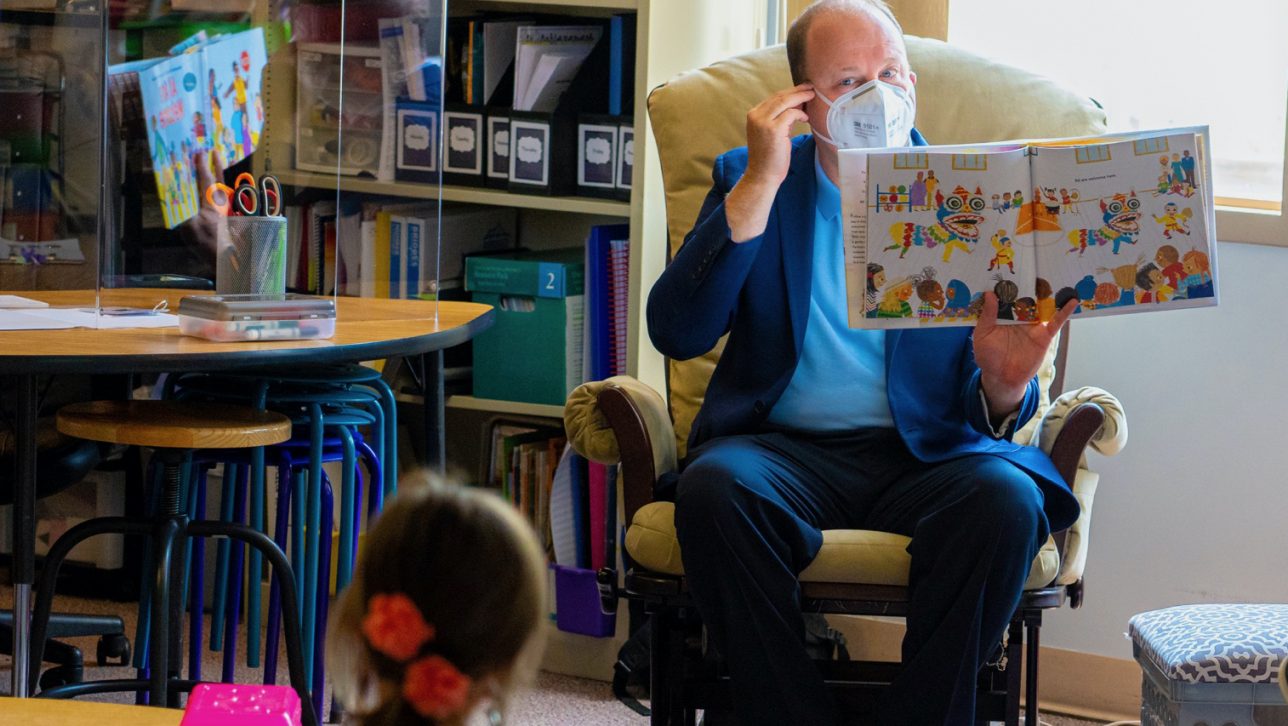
[1130,603,1288,685]
[57,401,292,450]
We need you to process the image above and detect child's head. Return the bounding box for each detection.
[1182,249,1209,276]
[1156,244,1180,266]
[1035,277,1052,300]
[867,263,885,292]
[329,477,547,726]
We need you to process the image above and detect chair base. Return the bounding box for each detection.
[613,567,1063,726]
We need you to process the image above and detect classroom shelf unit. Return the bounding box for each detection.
[272,170,631,216]
[260,0,761,404]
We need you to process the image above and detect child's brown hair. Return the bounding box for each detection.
[328,476,548,726]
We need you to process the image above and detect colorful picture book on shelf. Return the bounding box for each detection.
[108,28,267,229]
[839,126,1217,328]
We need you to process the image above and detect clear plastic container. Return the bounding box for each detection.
[177,295,336,342]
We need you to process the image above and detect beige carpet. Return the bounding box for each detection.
[0,587,1108,725]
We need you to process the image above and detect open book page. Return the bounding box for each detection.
[1030,128,1216,319]
[841,144,1033,328]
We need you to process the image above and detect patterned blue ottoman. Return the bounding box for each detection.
[1129,604,1288,726]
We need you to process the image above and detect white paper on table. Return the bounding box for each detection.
[15,308,180,329]
[0,295,49,309]
[0,310,76,330]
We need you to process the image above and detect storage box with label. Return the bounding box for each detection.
[1130,604,1288,726]
[466,248,584,406]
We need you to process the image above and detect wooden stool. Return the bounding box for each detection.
[28,401,315,726]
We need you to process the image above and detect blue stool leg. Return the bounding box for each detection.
[247,382,270,669]
[133,457,165,672]
[292,468,306,619]
[264,459,293,685]
[210,463,238,652]
[302,404,325,686]
[356,439,382,523]
[312,475,334,719]
[336,426,358,591]
[222,464,248,683]
[189,477,206,682]
[369,378,398,500]
[178,456,196,614]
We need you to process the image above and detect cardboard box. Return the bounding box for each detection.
[0,469,126,569]
[467,248,584,406]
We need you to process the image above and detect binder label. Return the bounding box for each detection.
[488,116,512,180]
[397,108,438,172]
[444,111,484,174]
[578,123,618,189]
[616,126,635,190]
[510,121,550,186]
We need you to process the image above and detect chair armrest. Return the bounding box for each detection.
[1035,386,1128,483]
[1033,387,1127,595]
[564,376,678,526]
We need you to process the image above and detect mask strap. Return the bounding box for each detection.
[812,128,837,147]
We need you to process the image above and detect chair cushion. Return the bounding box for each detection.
[647,40,1108,461]
[1129,604,1288,685]
[626,501,1060,591]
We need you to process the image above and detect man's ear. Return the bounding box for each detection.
[908,70,917,87]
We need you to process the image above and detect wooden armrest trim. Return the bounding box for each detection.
[1046,402,1105,487]
[597,384,658,527]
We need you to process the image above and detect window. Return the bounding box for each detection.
[952,153,987,171]
[1074,145,1112,164]
[893,152,929,169]
[949,0,1288,245]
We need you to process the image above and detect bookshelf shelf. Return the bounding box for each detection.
[395,392,565,419]
[274,170,631,217]
[447,395,565,418]
[460,0,639,10]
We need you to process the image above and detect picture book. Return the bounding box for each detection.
[838,127,1217,328]
[108,28,267,229]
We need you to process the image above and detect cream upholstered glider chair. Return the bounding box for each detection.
[563,38,1129,726]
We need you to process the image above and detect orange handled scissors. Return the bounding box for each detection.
[205,173,283,217]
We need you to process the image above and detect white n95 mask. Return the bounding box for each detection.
[813,79,916,149]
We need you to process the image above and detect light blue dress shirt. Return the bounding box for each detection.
[765,153,895,431]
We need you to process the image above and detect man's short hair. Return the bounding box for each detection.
[786,0,904,85]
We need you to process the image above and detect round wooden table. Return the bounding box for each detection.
[0,290,494,699]
[0,696,181,725]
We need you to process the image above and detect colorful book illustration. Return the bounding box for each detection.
[839,127,1217,328]
[108,28,267,229]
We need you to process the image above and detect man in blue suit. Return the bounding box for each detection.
[646,1,1079,724]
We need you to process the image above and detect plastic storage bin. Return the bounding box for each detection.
[177,295,336,342]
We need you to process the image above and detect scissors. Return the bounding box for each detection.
[205,172,282,217]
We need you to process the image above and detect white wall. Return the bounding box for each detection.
[1043,239,1288,658]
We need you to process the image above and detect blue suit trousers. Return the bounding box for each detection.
[673,427,1050,726]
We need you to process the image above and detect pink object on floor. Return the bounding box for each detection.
[180,683,302,726]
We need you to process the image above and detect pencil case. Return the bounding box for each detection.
[177,294,336,342]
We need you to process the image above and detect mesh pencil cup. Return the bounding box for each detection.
[217,215,288,296]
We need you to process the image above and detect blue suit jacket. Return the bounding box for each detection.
[647,134,1080,531]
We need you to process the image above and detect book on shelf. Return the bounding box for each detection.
[485,421,565,556]
[585,223,630,381]
[840,126,1217,328]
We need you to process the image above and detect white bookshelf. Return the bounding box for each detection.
[274,170,630,217]
[260,0,763,679]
